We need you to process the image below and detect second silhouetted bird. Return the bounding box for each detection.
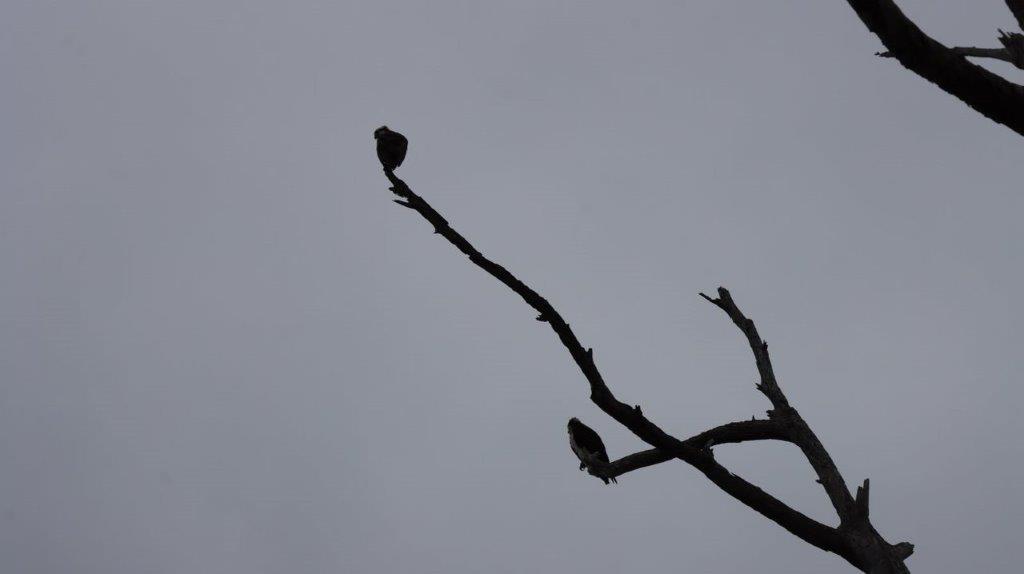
[374,126,408,172]
[568,417,617,484]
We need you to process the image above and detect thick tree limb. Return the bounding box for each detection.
[380,166,911,571]
[1007,0,1024,31]
[844,0,1024,136]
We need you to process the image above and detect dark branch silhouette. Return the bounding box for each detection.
[1008,0,1024,31]
[842,0,1024,136]
[599,418,788,479]
[878,39,1024,70]
[378,145,913,572]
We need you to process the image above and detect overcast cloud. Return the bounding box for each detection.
[2,1,1023,573]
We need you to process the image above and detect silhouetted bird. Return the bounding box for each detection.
[374,126,408,171]
[568,417,617,484]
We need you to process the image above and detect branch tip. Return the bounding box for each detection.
[855,478,870,519]
[892,541,915,560]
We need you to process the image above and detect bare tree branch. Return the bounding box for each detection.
[380,165,913,572]
[700,287,858,524]
[878,45,1022,69]
[844,0,1024,136]
[1007,0,1024,31]
[598,419,789,479]
[382,168,850,560]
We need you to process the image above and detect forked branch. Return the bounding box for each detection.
[700,287,858,525]
[380,164,911,572]
[843,0,1024,136]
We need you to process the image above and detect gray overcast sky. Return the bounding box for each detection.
[2,1,1023,573]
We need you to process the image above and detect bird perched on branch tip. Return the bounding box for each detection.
[374,126,408,172]
[568,417,616,484]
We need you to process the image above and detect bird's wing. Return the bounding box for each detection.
[382,132,407,150]
[382,133,408,167]
[394,134,408,158]
[574,423,609,461]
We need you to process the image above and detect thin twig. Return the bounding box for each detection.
[877,45,1024,70]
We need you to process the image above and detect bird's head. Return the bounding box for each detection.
[568,417,581,431]
[374,126,390,139]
